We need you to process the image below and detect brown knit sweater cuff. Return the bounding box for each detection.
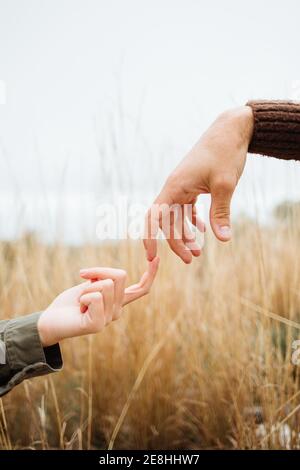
[246,100,300,160]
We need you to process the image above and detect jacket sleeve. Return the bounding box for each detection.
[246,100,300,160]
[0,312,63,397]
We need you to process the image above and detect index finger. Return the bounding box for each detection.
[143,206,160,261]
[123,257,160,306]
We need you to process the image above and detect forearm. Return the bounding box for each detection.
[246,100,300,160]
[0,312,63,397]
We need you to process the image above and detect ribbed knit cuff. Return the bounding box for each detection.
[246,100,300,160]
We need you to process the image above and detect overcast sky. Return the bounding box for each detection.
[0,0,300,242]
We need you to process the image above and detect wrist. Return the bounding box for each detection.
[218,106,254,148]
[37,312,57,347]
[239,105,254,146]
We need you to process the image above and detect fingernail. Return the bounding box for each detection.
[219,225,231,238]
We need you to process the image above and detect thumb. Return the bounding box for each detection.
[210,177,234,241]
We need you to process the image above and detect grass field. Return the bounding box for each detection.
[1,216,300,450]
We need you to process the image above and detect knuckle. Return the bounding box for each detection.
[117,269,127,280]
[79,289,87,298]
[213,174,236,193]
[213,204,230,219]
[104,279,114,288]
[94,292,102,301]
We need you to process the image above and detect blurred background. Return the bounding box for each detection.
[1,0,300,243]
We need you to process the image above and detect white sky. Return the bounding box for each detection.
[0,0,300,242]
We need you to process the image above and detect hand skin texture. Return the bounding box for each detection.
[144,106,254,263]
[37,257,159,347]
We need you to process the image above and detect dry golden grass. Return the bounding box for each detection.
[1,219,300,450]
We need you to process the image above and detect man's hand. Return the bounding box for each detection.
[144,106,254,263]
[37,258,159,347]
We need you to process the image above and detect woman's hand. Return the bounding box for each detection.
[144,106,254,263]
[38,257,159,347]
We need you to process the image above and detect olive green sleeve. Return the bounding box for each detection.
[0,312,63,397]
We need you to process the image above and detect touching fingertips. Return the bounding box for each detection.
[147,253,155,262]
[150,256,160,268]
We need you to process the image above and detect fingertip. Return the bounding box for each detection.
[192,249,201,257]
[219,236,231,242]
[145,238,158,262]
[182,252,193,264]
[147,248,157,261]
[215,225,231,242]
[80,271,91,279]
